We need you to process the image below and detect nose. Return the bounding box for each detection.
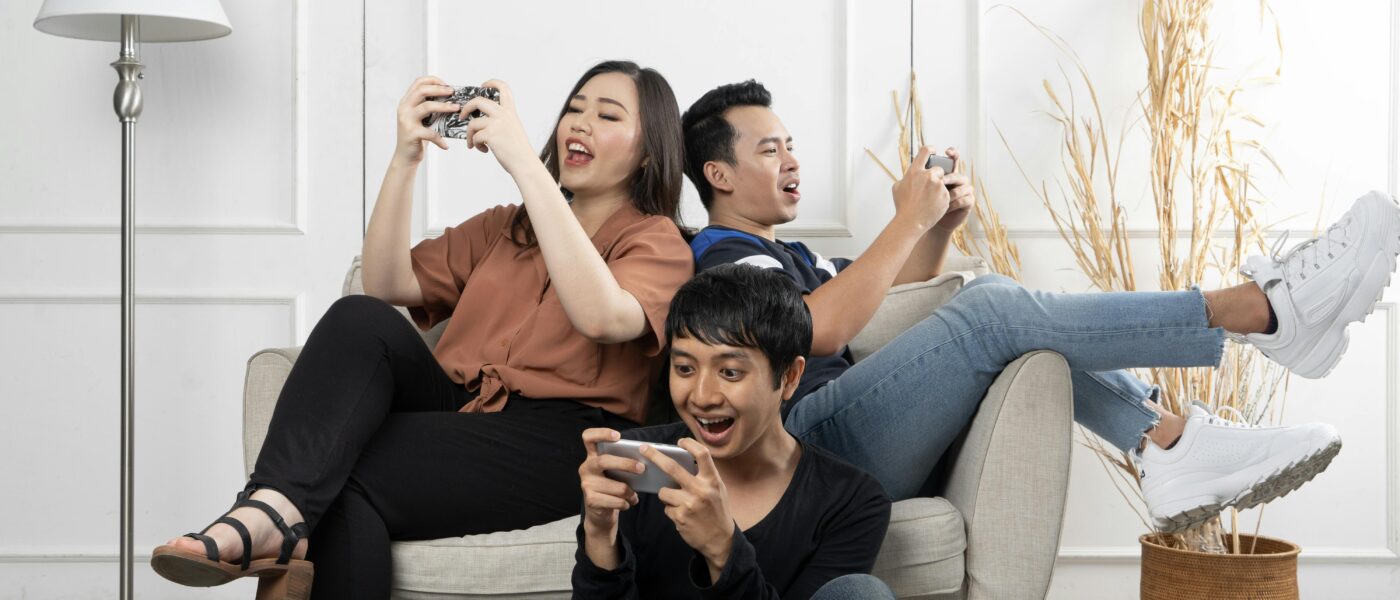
[782,147,800,173]
[569,112,591,135]
[688,372,726,411]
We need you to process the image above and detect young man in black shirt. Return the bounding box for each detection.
[572,264,894,599]
[677,80,1398,533]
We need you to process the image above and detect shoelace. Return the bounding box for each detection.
[1246,219,1352,285]
[1204,405,1254,429]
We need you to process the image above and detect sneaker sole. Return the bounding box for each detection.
[1152,438,1342,533]
[1289,193,1400,379]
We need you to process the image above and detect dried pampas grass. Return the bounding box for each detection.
[869,0,1289,553]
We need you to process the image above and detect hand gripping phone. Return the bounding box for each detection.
[597,439,699,494]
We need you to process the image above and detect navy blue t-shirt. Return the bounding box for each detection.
[690,226,854,418]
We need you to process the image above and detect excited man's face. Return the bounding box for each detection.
[668,335,803,461]
[709,106,802,227]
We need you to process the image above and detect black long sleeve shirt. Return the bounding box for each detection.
[571,423,891,599]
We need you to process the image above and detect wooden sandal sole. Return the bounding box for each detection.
[257,562,315,600]
[150,545,310,589]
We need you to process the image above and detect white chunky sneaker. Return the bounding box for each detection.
[1134,403,1341,533]
[1239,191,1400,378]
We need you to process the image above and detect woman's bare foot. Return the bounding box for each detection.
[163,489,309,563]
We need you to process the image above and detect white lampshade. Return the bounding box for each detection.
[34,0,231,42]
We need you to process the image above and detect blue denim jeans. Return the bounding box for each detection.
[785,274,1226,500]
[809,574,897,600]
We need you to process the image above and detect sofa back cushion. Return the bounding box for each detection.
[342,254,989,359]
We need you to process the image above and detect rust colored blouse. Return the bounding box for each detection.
[407,202,693,425]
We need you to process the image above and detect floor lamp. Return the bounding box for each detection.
[31,2,231,598]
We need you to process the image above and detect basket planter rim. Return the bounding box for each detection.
[1139,533,1301,559]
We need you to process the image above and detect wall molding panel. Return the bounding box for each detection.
[0,0,311,236]
[0,292,302,346]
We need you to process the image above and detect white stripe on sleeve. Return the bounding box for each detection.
[734,254,785,270]
[812,252,839,278]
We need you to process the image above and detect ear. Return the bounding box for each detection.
[703,160,736,195]
[779,356,807,402]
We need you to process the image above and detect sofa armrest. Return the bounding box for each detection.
[941,350,1072,600]
[941,255,990,278]
[243,346,301,478]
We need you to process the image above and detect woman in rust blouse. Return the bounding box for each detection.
[151,60,693,599]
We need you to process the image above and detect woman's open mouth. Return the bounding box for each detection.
[564,139,594,167]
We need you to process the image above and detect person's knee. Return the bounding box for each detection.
[318,295,416,342]
[959,272,1020,291]
[325,294,398,322]
[948,277,1029,315]
[810,573,896,600]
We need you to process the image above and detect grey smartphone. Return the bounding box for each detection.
[924,154,957,174]
[597,439,699,494]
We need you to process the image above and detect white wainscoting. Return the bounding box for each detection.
[3,0,1397,597]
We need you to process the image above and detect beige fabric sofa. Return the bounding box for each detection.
[242,256,1073,599]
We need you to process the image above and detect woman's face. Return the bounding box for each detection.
[556,72,644,199]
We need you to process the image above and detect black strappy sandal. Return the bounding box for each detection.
[150,489,313,599]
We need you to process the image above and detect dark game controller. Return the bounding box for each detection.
[422,85,501,140]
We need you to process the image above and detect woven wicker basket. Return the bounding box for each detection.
[1140,533,1300,599]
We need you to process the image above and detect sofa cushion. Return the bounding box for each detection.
[872,497,967,599]
[387,497,965,599]
[390,516,577,598]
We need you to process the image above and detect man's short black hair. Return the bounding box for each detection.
[681,80,773,209]
[665,264,811,389]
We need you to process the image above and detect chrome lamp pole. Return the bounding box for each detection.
[32,3,231,597]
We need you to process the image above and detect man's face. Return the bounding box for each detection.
[712,106,801,226]
[668,336,801,461]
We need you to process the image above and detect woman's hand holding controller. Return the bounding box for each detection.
[392,76,460,167]
[457,79,538,176]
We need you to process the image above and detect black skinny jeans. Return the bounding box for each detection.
[248,295,635,598]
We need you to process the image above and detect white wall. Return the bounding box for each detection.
[2,0,1396,597]
[364,0,858,244]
